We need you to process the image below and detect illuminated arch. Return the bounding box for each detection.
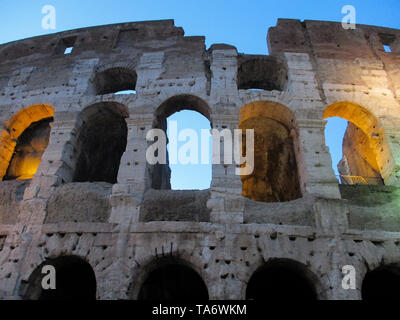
[0,104,54,180]
[323,101,393,184]
[239,101,301,202]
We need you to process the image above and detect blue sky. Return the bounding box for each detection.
[1,1,399,189]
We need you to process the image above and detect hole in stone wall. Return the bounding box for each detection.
[115,90,136,95]
[72,103,128,184]
[237,56,287,91]
[246,259,317,300]
[324,102,388,185]
[93,67,137,95]
[383,45,392,53]
[138,263,208,301]
[55,36,76,55]
[64,47,73,55]
[379,33,395,53]
[23,255,96,300]
[362,266,400,300]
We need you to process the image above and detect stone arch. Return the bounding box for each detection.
[22,255,97,300]
[150,94,212,190]
[245,258,319,300]
[361,264,400,300]
[323,101,393,184]
[72,102,128,183]
[239,91,294,109]
[237,56,288,91]
[131,256,209,301]
[0,104,54,181]
[239,101,302,202]
[92,66,137,95]
[153,94,211,129]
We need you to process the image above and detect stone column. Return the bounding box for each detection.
[107,115,153,299]
[20,112,78,225]
[381,124,400,187]
[109,115,153,224]
[296,118,342,199]
[208,114,244,224]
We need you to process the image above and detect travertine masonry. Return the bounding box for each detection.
[0,19,399,300]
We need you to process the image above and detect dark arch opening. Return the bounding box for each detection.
[246,260,317,300]
[23,255,96,300]
[237,56,288,91]
[138,263,209,301]
[73,103,128,183]
[362,266,400,300]
[93,67,137,95]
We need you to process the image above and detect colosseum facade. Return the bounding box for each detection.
[0,19,400,300]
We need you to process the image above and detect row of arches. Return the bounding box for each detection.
[88,57,288,97]
[22,255,400,300]
[0,96,393,203]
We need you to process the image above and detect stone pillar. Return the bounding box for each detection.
[296,118,341,199]
[381,125,400,187]
[208,114,244,224]
[22,112,78,201]
[110,115,153,224]
[107,115,154,299]
[313,198,359,300]
[209,46,238,99]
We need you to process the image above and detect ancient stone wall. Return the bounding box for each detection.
[0,19,399,300]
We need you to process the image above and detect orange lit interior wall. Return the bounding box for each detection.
[324,101,392,183]
[0,104,54,181]
[239,101,301,202]
[341,122,382,183]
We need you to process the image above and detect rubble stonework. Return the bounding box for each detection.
[0,19,399,300]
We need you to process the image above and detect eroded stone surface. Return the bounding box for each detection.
[45,182,112,223]
[0,19,399,300]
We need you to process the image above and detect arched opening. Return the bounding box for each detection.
[151,95,212,190]
[23,255,96,300]
[237,56,287,91]
[0,104,54,181]
[239,101,301,202]
[138,260,208,301]
[246,259,318,300]
[362,265,400,300]
[324,102,391,185]
[73,102,128,184]
[93,67,137,95]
